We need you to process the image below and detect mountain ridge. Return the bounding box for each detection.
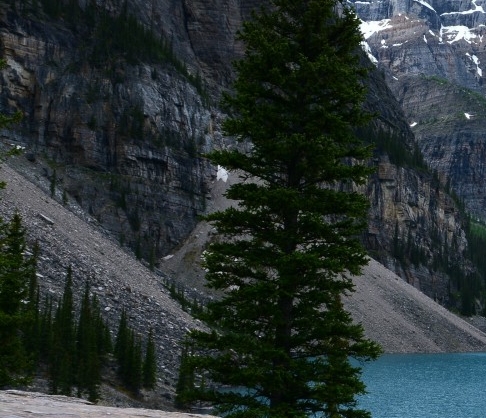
[353,0,486,221]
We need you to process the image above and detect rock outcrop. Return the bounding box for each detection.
[359,62,468,304]
[353,0,486,220]
[0,3,214,260]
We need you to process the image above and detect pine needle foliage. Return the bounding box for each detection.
[0,213,36,387]
[142,328,157,389]
[50,267,76,396]
[183,1,382,416]
[47,278,114,400]
[76,283,102,402]
[114,309,156,396]
[174,342,195,410]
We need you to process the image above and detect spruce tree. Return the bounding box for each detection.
[174,342,195,410]
[142,328,157,389]
[76,282,101,401]
[91,295,112,355]
[0,213,30,316]
[129,335,143,395]
[50,267,76,395]
[21,241,40,370]
[38,295,54,363]
[185,1,381,416]
[0,213,36,386]
[114,308,128,366]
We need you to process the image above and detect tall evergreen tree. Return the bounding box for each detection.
[0,213,30,315]
[21,241,40,369]
[91,295,112,356]
[142,328,157,389]
[76,282,101,402]
[0,213,36,386]
[174,342,195,410]
[129,335,143,395]
[185,1,381,416]
[50,266,76,395]
[38,295,54,363]
[114,308,128,365]
[114,309,146,395]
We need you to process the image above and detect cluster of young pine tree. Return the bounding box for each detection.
[0,212,157,401]
[114,309,157,395]
[35,268,111,401]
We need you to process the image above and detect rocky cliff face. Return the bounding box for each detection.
[355,66,469,305]
[0,0,474,307]
[0,0,270,261]
[0,2,216,259]
[352,0,486,221]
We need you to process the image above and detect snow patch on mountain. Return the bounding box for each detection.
[360,19,393,39]
[440,25,479,44]
[466,53,483,76]
[361,41,378,64]
[217,165,229,182]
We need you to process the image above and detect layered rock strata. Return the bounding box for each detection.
[353,0,486,220]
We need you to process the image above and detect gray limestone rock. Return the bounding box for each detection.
[352,0,486,220]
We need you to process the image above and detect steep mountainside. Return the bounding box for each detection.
[3,160,486,360]
[0,0,478,309]
[0,162,201,408]
[3,157,486,410]
[353,0,486,221]
[0,1,215,261]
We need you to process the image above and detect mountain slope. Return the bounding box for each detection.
[0,0,476,310]
[0,159,202,407]
[0,0,484,366]
[161,171,486,354]
[0,144,485,411]
[346,258,486,353]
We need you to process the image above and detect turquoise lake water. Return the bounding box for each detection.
[358,353,486,418]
